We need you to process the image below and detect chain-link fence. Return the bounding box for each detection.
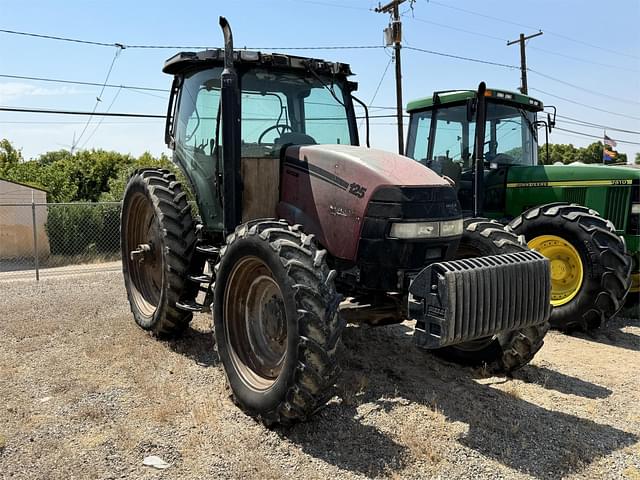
[0,202,122,279]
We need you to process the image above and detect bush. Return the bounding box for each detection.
[46,203,121,256]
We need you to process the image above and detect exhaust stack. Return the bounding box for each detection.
[218,16,242,234]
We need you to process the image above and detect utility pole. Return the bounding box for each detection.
[376,0,407,155]
[507,31,543,95]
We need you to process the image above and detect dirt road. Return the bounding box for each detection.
[0,270,638,479]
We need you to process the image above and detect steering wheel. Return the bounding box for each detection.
[258,124,293,145]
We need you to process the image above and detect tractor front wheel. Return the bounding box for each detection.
[213,220,344,426]
[120,168,199,337]
[432,218,549,374]
[508,203,631,331]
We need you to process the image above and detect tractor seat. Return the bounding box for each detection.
[430,156,462,188]
[275,132,317,146]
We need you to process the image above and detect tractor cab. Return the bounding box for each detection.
[406,86,544,216]
[163,22,361,235]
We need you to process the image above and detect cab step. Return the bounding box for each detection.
[188,273,213,284]
[196,245,220,256]
[176,300,206,313]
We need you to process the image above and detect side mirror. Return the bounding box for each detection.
[466,98,476,122]
[545,105,557,133]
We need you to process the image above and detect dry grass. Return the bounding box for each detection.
[502,382,521,399]
[624,466,640,480]
[0,271,638,479]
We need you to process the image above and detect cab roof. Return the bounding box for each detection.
[406,88,544,113]
[163,48,354,77]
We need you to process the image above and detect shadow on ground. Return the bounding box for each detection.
[167,324,219,367]
[571,315,640,352]
[513,365,612,399]
[284,323,636,479]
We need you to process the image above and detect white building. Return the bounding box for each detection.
[0,179,50,259]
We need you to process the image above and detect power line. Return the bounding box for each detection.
[72,46,123,151]
[408,14,638,76]
[0,120,161,125]
[288,0,370,11]
[554,127,640,146]
[409,15,506,42]
[0,28,385,51]
[0,28,120,47]
[0,73,168,92]
[360,56,394,130]
[528,69,640,105]
[369,57,394,107]
[0,107,165,118]
[79,86,123,149]
[555,114,640,135]
[528,46,640,74]
[405,14,639,76]
[530,87,640,122]
[404,45,518,69]
[424,0,640,61]
[425,0,537,31]
[245,45,384,51]
[0,106,406,120]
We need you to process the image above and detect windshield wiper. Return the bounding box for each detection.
[305,63,345,107]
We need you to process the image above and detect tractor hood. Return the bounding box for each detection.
[506,164,640,187]
[278,144,459,260]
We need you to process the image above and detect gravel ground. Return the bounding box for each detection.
[0,269,638,479]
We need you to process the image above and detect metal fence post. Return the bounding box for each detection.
[31,194,40,281]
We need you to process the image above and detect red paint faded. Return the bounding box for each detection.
[277,144,451,261]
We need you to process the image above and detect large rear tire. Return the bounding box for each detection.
[121,168,198,337]
[508,203,631,331]
[433,218,549,374]
[213,220,344,426]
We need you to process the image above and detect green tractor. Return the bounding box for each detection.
[405,84,636,331]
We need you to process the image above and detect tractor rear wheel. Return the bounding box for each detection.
[121,169,198,337]
[213,220,344,426]
[433,218,549,374]
[508,203,631,331]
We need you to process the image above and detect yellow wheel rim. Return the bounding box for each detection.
[528,235,584,307]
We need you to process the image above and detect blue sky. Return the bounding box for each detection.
[0,0,638,161]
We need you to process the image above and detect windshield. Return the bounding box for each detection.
[407,101,539,169]
[239,68,356,149]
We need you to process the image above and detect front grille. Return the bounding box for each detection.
[605,188,630,231]
[355,186,462,291]
[410,251,551,348]
[563,188,586,205]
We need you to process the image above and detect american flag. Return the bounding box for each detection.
[604,133,617,148]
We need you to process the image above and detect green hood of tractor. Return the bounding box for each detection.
[506,163,639,187]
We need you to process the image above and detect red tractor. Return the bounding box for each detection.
[120,18,551,425]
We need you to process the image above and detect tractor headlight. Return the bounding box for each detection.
[440,219,464,237]
[389,219,463,239]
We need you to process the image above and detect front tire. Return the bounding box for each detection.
[508,203,631,331]
[433,218,549,373]
[120,168,198,337]
[213,220,344,426]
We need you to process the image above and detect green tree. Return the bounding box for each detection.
[0,138,23,174]
[100,151,183,201]
[539,141,627,165]
[635,152,640,165]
